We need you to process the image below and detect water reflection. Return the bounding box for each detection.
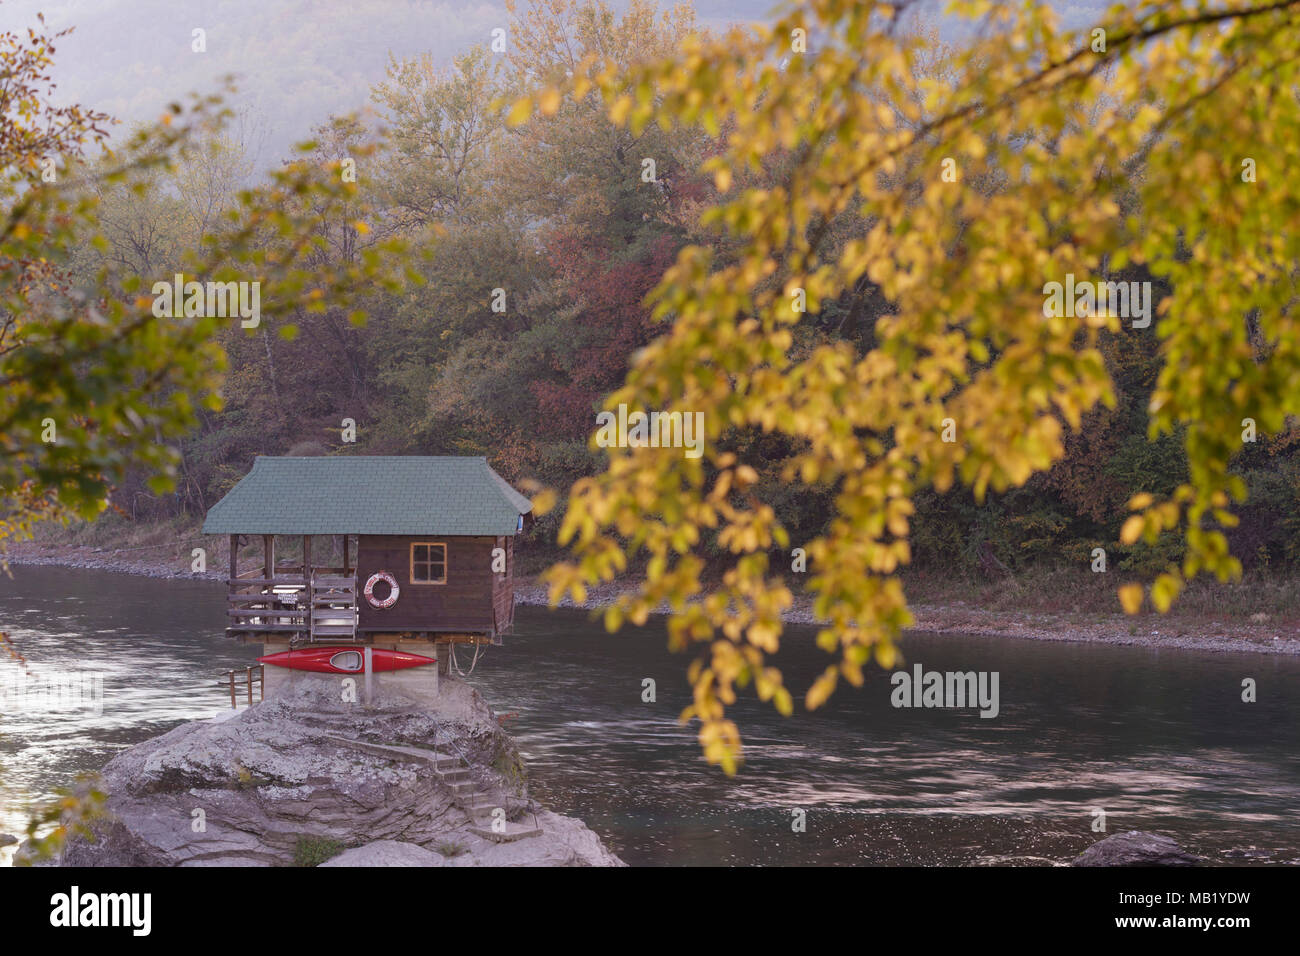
[0,566,260,862]
[1,567,1297,866]
[468,605,1300,865]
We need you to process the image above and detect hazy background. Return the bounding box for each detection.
[1,0,1111,168]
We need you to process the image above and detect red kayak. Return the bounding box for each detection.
[258,647,436,674]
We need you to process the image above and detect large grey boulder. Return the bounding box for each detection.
[60,675,622,867]
[321,840,446,867]
[320,817,625,868]
[1072,831,1201,867]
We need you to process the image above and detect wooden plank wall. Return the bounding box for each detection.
[492,535,515,633]
[356,534,498,632]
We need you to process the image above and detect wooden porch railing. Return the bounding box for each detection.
[225,567,358,640]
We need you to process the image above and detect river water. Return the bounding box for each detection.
[1,565,1297,866]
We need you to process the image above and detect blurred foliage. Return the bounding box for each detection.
[14,774,108,865]
[0,13,413,856]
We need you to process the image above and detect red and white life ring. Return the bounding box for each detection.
[364,571,400,609]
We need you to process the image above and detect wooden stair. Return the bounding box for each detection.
[310,573,358,642]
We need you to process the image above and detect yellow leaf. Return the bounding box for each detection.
[1118,583,1143,615]
[874,642,898,669]
[538,87,562,116]
[608,95,633,126]
[806,668,838,710]
[1119,515,1145,545]
[1151,573,1181,613]
[506,97,533,127]
[531,488,558,516]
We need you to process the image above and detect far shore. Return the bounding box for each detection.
[6,541,1300,658]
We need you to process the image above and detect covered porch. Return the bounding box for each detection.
[226,533,359,643]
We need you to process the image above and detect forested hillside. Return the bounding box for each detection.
[45,0,1300,585]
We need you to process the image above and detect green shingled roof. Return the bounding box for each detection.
[201,456,532,535]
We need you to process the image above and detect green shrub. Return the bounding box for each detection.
[294,835,345,867]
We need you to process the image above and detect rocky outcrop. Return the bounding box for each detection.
[1072,831,1201,867]
[59,675,623,867]
[320,840,444,866]
[321,815,623,867]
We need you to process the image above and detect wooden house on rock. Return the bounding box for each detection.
[202,456,531,695]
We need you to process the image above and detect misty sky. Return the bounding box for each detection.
[2,0,1111,168]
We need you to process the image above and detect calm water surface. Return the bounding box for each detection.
[2,566,1297,865]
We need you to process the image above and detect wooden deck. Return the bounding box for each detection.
[225,565,359,643]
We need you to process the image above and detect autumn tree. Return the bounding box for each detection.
[522,0,1300,770]
[0,16,416,857]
